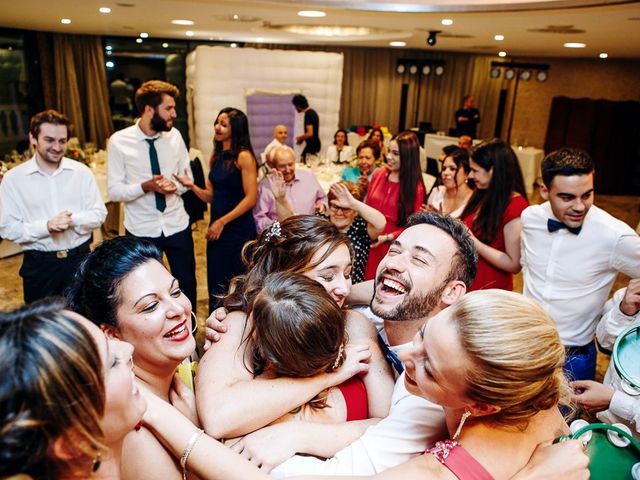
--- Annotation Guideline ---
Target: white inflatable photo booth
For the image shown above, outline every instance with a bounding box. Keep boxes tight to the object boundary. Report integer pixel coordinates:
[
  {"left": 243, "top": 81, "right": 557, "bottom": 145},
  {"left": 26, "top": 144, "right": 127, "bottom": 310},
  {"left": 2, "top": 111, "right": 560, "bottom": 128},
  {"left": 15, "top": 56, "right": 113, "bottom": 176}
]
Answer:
[{"left": 185, "top": 46, "right": 343, "bottom": 163}]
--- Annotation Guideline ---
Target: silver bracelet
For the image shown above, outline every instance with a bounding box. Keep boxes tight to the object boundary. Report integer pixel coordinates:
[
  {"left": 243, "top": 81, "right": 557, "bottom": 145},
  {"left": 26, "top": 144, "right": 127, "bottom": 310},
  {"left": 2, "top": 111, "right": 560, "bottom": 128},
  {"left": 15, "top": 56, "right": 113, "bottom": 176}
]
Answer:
[{"left": 181, "top": 428, "right": 204, "bottom": 480}]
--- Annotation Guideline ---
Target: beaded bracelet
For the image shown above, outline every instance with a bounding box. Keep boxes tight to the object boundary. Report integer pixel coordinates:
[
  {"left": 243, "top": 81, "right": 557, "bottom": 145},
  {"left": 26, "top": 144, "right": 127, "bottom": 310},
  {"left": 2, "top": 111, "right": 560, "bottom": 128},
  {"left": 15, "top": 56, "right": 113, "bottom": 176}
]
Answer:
[{"left": 181, "top": 428, "right": 204, "bottom": 480}]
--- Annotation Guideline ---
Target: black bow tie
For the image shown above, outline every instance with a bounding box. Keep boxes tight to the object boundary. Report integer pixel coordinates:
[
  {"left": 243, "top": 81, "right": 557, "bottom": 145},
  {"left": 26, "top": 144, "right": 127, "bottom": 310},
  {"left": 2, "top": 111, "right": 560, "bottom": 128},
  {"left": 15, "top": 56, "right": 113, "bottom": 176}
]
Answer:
[{"left": 547, "top": 218, "right": 582, "bottom": 235}]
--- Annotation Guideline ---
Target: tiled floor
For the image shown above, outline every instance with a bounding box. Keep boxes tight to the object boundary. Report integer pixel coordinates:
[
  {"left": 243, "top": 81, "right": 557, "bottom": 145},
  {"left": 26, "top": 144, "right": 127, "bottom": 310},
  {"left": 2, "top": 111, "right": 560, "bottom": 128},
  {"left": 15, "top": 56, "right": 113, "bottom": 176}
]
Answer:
[{"left": 2, "top": 189, "right": 639, "bottom": 378}]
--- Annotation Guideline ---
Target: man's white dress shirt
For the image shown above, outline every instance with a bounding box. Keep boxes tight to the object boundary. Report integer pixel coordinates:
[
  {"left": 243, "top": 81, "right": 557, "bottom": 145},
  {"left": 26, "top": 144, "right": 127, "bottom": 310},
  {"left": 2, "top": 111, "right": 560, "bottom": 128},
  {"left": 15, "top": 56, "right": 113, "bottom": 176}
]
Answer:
[
  {"left": 595, "top": 288, "right": 640, "bottom": 440},
  {"left": 521, "top": 202, "right": 640, "bottom": 346},
  {"left": 271, "top": 335, "right": 446, "bottom": 477},
  {"left": 107, "top": 122, "right": 190, "bottom": 238},
  {"left": 0, "top": 157, "right": 106, "bottom": 251}
]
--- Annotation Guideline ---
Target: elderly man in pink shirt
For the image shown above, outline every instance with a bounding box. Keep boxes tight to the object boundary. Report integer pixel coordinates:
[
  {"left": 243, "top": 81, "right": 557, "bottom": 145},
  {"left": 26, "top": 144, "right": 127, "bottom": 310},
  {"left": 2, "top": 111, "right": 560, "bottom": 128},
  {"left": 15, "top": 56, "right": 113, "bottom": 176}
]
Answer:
[{"left": 253, "top": 146, "right": 327, "bottom": 233}]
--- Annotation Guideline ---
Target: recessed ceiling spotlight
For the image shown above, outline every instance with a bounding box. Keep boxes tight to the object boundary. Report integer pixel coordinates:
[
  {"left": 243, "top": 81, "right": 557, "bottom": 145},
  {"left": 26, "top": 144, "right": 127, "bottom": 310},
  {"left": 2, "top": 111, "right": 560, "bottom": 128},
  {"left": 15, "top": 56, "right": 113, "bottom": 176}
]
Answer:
[
  {"left": 140, "top": 32, "right": 149, "bottom": 38},
  {"left": 230, "top": 43, "right": 238, "bottom": 48},
  {"left": 232, "top": 14, "right": 239, "bottom": 20},
  {"left": 171, "top": 19, "right": 194, "bottom": 26},
  {"left": 298, "top": 10, "right": 326, "bottom": 18},
  {"left": 162, "top": 42, "right": 169, "bottom": 48},
  {"left": 422, "top": 65, "right": 431, "bottom": 75},
  {"left": 599, "top": 52, "right": 608, "bottom": 59},
  {"left": 441, "top": 19, "right": 453, "bottom": 26},
  {"left": 494, "top": 34, "right": 504, "bottom": 41},
  {"left": 185, "top": 30, "right": 195, "bottom": 37},
  {"left": 409, "top": 65, "right": 418, "bottom": 75},
  {"left": 105, "top": 45, "right": 112, "bottom": 50},
  {"left": 105, "top": 61, "right": 115, "bottom": 68},
  {"left": 498, "top": 51, "right": 507, "bottom": 57},
  {"left": 99, "top": 7, "right": 111, "bottom": 14},
  {"left": 434, "top": 65, "right": 445, "bottom": 76},
  {"left": 396, "top": 64, "right": 406, "bottom": 74},
  {"left": 564, "top": 42, "right": 586, "bottom": 48},
  {"left": 135, "top": 38, "right": 143, "bottom": 43},
  {"left": 389, "top": 41, "right": 406, "bottom": 47},
  {"left": 106, "top": 50, "right": 112, "bottom": 56},
  {"left": 256, "top": 37, "right": 264, "bottom": 43},
  {"left": 61, "top": 18, "right": 71, "bottom": 24}
]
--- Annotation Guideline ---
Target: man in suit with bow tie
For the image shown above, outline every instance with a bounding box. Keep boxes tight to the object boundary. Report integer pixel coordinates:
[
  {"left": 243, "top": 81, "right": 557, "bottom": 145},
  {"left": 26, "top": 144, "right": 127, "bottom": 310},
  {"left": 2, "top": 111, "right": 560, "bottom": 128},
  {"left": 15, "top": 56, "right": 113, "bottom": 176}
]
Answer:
[{"left": 521, "top": 147, "right": 640, "bottom": 380}]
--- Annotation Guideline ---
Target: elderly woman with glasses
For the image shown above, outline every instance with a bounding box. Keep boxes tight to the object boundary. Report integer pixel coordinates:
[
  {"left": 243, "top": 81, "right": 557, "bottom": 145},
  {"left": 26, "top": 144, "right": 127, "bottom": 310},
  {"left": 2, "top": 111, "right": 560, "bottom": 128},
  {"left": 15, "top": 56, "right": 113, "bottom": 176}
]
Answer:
[{"left": 326, "top": 181, "right": 386, "bottom": 283}]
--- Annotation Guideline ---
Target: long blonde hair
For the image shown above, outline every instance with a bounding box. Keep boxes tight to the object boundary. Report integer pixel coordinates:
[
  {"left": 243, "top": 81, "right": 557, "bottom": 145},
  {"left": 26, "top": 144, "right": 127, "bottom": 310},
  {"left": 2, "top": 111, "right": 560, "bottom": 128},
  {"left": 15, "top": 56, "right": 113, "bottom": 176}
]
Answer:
[{"left": 450, "top": 290, "right": 570, "bottom": 429}]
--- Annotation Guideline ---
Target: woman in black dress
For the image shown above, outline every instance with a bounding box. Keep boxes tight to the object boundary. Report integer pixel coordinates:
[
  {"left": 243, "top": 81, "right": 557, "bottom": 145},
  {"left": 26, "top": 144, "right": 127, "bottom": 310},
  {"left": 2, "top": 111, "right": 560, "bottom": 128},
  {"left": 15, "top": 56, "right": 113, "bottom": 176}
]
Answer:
[{"left": 176, "top": 107, "right": 258, "bottom": 312}]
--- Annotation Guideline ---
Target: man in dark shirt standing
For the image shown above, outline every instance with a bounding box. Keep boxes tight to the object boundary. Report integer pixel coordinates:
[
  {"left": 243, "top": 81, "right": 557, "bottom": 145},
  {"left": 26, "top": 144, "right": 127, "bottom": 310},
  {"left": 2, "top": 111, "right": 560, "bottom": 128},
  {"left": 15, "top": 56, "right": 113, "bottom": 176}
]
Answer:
[
  {"left": 455, "top": 94, "right": 480, "bottom": 138},
  {"left": 292, "top": 94, "right": 320, "bottom": 162}
]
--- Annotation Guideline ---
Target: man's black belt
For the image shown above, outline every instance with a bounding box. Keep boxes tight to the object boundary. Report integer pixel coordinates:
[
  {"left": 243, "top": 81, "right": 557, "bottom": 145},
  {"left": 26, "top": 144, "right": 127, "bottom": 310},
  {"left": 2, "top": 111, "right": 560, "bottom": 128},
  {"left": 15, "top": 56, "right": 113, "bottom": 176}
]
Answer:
[{"left": 25, "top": 240, "right": 90, "bottom": 260}]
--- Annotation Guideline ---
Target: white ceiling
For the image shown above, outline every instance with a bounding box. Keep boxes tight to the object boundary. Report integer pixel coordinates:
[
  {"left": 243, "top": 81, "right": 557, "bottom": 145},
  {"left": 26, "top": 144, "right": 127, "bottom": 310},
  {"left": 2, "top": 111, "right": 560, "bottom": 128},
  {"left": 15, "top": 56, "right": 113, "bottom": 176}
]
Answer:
[{"left": 1, "top": 0, "right": 640, "bottom": 58}]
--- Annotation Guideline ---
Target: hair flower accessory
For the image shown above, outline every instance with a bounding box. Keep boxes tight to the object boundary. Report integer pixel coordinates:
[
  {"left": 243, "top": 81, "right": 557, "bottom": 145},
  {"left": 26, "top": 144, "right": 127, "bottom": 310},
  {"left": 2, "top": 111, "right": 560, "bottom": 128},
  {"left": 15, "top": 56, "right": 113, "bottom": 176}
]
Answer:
[{"left": 265, "top": 220, "right": 282, "bottom": 242}]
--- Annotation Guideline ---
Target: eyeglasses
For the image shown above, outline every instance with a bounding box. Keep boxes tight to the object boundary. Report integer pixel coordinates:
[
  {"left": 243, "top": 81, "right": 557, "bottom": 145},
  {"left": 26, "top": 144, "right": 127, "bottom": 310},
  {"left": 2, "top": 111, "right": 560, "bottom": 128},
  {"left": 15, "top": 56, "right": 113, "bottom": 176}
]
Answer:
[
  {"left": 377, "top": 333, "right": 404, "bottom": 375},
  {"left": 329, "top": 204, "right": 352, "bottom": 214}
]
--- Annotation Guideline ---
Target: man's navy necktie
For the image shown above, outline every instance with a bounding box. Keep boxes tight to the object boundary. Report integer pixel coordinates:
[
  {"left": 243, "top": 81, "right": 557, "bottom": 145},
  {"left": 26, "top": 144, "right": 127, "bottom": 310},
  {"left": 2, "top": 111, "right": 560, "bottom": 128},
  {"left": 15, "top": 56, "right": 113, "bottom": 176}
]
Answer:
[
  {"left": 377, "top": 333, "right": 404, "bottom": 375},
  {"left": 547, "top": 218, "right": 581, "bottom": 235},
  {"left": 145, "top": 138, "right": 166, "bottom": 212}
]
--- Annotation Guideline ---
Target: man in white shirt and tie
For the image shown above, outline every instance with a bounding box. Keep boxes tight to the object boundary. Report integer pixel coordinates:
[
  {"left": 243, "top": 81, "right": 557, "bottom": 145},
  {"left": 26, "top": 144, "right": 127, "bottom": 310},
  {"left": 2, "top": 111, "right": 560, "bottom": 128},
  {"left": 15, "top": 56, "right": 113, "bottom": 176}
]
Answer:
[
  {"left": 0, "top": 110, "right": 107, "bottom": 302},
  {"left": 107, "top": 80, "right": 197, "bottom": 308},
  {"left": 521, "top": 147, "right": 640, "bottom": 381}
]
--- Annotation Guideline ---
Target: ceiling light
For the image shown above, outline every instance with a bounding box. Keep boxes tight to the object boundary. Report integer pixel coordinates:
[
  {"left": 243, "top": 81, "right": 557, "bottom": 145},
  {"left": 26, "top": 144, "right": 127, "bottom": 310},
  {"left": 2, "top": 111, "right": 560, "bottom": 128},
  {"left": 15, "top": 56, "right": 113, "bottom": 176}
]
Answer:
[
  {"left": 564, "top": 42, "right": 586, "bottom": 48},
  {"left": 409, "top": 65, "right": 418, "bottom": 75},
  {"left": 256, "top": 37, "right": 264, "bottom": 43},
  {"left": 396, "top": 64, "right": 406, "bottom": 74},
  {"left": 99, "top": 7, "right": 111, "bottom": 14},
  {"left": 171, "top": 19, "right": 194, "bottom": 26},
  {"left": 490, "top": 67, "right": 501, "bottom": 79},
  {"left": 389, "top": 41, "right": 406, "bottom": 47},
  {"left": 536, "top": 71, "right": 548, "bottom": 82},
  {"left": 135, "top": 38, "right": 143, "bottom": 43},
  {"left": 599, "top": 52, "right": 608, "bottom": 59},
  {"left": 498, "top": 51, "right": 507, "bottom": 57},
  {"left": 106, "top": 50, "right": 112, "bottom": 56},
  {"left": 140, "top": 32, "right": 149, "bottom": 38},
  {"left": 504, "top": 68, "right": 516, "bottom": 80},
  {"left": 494, "top": 34, "right": 504, "bottom": 41},
  {"left": 422, "top": 65, "right": 431, "bottom": 75},
  {"left": 233, "top": 14, "right": 239, "bottom": 20},
  {"left": 105, "top": 45, "right": 112, "bottom": 50},
  {"left": 441, "top": 19, "right": 453, "bottom": 26},
  {"left": 162, "top": 42, "right": 169, "bottom": 48},
  {"left": 298, "top": 10, "right": 326, "bottom": 18},
  {"left": 105, "top": 61, "right": 115, "bottom": 68},
  {"left": 185, "top": 30, "right": 195, "bottom": 37},
  {"left": 434, "top": 65, "right": 445, "bottom": 76},
  {"left": 230, "top": 43, "right": 238, "bottom": 48},
  {"left": 61, "top": 18, "right": 71, "bottom": 24}
]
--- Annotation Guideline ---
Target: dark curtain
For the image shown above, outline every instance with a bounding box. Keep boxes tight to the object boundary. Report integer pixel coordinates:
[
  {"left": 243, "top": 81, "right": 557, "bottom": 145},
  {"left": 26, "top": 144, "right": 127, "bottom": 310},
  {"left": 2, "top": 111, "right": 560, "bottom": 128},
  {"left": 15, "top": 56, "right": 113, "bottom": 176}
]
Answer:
[
  {"left": 544, "top": 96, "right": 640, "bottom": 194},
  {"left": 36, "top": 32, "right": 113, "bottom": 148}
]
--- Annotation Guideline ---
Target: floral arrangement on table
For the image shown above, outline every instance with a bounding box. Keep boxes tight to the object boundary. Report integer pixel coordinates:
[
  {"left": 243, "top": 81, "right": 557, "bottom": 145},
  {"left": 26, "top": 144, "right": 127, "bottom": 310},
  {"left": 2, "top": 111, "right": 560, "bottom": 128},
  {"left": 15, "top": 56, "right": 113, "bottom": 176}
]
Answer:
[{"left": 66, "top": 137, "right": 87, "bottom": 164}]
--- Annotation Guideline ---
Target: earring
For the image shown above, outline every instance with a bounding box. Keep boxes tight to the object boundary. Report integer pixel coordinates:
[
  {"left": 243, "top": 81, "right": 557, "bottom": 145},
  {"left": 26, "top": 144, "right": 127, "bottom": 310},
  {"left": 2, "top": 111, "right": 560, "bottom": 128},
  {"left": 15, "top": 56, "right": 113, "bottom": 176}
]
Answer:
[
  {"left": 91, "top": 452, "right": 102, "bottom": 472},
  {"left": 453, "top": 410, "right": 471, "bottom": 441},
  {"left": 190, "top": 312, "right": 198, "bottom": 335}
]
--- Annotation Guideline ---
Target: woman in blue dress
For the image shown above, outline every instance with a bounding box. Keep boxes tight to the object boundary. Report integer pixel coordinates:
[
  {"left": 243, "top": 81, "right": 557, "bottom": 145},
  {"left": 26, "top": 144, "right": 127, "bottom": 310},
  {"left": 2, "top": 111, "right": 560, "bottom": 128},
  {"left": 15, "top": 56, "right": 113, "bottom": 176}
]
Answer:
[{"left": 176, "top": 107, "right": 257, "bottom": 312}]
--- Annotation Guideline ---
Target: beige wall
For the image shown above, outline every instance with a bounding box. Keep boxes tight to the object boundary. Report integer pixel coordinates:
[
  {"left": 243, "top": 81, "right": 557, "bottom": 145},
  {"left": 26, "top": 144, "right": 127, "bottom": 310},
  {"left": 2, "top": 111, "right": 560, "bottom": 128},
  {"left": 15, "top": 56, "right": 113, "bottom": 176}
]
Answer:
[{"left": 510, "top": 58, "right": 640, "bottom": 149}]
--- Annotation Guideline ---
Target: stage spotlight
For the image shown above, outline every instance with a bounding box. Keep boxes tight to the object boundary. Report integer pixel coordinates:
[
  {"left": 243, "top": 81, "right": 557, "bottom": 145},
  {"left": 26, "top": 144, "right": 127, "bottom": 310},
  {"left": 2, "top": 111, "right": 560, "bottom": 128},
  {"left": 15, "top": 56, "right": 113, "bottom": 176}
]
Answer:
[
  {"left": 536, "top": 71, "right": 548, "bottom": 82},
  {"left": 427, "top": 30, "right": 441, "bottom": 47}
]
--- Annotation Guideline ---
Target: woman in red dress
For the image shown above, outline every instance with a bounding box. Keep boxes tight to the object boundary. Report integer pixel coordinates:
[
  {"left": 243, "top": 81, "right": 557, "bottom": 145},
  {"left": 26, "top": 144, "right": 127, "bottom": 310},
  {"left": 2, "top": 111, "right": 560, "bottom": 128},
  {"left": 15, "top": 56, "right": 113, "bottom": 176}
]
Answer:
[
  {"left": 364, "top": 131, "right": 426, "bottom": 280},
  {"left": 460, "top": 139, "right": 528, "bottom": 291}
]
